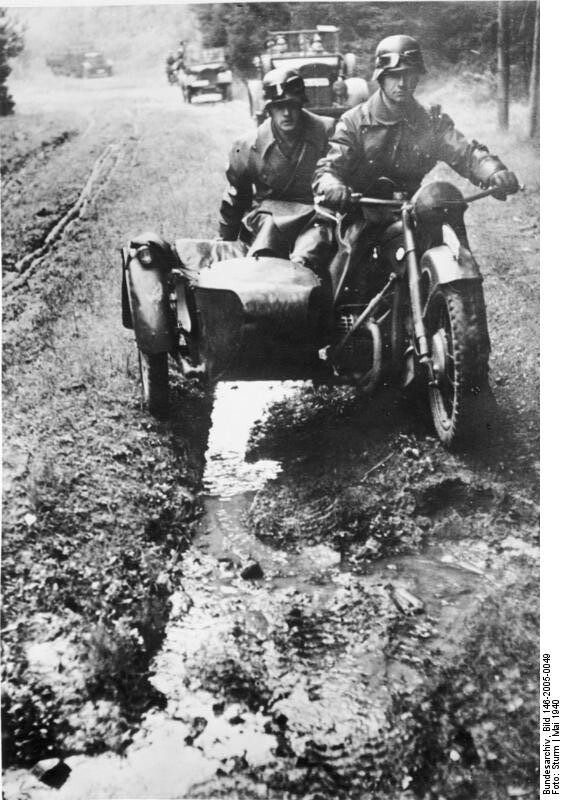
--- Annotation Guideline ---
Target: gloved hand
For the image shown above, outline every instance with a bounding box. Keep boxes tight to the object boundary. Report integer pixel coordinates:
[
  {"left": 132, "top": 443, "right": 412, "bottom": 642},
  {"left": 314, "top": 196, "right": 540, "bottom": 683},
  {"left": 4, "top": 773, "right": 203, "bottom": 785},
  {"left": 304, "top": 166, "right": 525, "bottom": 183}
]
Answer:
[
  {"left": 316, "top": 177, "right": 350, "bottom": 212},
  {"left": 488, "top": 169, "right": 519, "bottom": 200}
]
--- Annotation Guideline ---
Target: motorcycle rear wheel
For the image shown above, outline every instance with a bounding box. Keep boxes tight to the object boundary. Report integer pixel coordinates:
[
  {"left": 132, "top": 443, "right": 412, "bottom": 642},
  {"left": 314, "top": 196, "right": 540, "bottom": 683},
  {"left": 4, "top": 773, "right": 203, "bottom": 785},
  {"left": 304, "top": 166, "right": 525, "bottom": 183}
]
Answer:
[
  {"left": 138, "top": 349, "right": 169, "bottom": 417},
  {"left": 426, "top": 284, "right": 490, "bottom": 448}
]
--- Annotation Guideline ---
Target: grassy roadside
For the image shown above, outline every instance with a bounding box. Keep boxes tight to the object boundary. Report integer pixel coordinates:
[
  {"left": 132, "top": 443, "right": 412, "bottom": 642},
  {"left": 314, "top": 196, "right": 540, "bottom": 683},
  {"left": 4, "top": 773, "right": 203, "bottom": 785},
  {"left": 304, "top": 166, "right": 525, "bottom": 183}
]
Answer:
[{"left": 2, "top": 94, "right": 248, "bottom": 765}]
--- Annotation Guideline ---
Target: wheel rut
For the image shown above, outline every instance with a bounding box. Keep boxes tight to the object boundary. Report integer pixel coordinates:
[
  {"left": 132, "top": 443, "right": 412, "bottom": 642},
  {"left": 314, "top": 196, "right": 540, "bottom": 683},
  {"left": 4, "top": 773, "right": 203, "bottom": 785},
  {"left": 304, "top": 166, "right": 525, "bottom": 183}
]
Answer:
[
  {"left": 3, "top": 380, "right": 536, "bottom": 800},
  {"left": 4, "top": 140, "right": 126, "bottom": 294}
]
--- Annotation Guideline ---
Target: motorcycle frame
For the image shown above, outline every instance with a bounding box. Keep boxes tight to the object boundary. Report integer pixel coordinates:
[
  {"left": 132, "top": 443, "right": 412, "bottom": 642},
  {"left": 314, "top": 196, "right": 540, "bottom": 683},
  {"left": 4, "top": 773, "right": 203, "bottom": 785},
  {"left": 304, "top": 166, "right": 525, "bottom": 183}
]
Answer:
[{"left": 321, "top": 185, "right": 487, "bottom": 384}]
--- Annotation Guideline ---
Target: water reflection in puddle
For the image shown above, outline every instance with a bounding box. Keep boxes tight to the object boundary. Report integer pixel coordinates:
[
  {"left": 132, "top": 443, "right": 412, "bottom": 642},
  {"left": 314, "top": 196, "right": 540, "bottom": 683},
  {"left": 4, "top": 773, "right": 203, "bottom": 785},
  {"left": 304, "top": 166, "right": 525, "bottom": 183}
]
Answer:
[
  {"left": 3, "top": 381, "right": 504, "bottom": 800},
  {"left": 202, "top": 380, "right": 298, "bottom": 499}
]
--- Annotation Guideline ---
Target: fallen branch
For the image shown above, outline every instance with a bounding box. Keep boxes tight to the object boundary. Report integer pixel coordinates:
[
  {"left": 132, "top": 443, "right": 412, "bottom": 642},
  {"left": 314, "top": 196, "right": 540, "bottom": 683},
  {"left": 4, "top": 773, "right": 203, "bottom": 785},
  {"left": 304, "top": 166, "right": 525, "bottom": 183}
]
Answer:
[{"left": 360, "top": 452, "right": 392, "bottom": 482}]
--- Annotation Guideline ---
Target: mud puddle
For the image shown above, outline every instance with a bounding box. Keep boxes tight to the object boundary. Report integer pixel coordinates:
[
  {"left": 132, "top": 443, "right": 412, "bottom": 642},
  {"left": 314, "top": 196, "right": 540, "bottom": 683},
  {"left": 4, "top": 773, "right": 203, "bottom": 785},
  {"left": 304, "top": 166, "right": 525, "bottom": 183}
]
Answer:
[{"left": 4, "top": 382, "right": 496, "bottom": 800}]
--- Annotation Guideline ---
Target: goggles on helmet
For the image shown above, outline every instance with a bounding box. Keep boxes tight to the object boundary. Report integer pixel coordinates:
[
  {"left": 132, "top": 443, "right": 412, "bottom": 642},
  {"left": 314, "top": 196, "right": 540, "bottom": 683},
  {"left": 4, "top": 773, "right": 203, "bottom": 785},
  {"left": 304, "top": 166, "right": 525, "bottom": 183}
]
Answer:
[
  {"left": 264, "top": 74, "right": 305, "bottom": 101},
  {"left": 375, "top": 49, "right": 423, "bottom": 71}
]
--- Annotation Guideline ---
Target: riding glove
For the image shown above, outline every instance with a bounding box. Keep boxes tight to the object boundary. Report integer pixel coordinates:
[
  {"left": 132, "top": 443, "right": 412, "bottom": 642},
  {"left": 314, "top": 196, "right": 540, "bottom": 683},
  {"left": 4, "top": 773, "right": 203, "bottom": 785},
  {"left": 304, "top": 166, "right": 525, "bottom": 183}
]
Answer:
[
  {"left": 488, "top": 169, "right": 519, "bottom": 200},
  {"left": 315, "top": 176, "right": 350, "bottom": 212}
]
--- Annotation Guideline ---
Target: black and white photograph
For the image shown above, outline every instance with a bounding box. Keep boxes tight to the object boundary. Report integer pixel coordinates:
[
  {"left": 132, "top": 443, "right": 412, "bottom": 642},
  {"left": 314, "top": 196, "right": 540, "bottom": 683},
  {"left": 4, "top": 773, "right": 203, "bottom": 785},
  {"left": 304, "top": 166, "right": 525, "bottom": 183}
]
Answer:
[{"left": 1, "top": 1, "right": 543, "bottom": 798}]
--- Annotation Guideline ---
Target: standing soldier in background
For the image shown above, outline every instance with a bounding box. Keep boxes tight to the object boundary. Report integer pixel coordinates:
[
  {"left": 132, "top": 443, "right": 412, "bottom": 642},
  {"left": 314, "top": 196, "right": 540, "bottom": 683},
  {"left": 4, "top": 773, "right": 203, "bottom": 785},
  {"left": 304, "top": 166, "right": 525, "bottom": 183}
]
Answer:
[{"left": 219, "top": 68, "right": 335, "bottom": 273}]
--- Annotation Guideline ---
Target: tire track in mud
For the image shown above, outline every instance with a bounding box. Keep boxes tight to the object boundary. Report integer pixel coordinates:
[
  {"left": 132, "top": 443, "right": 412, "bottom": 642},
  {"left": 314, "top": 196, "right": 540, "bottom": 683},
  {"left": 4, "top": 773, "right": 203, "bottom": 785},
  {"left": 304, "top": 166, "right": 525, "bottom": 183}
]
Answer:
[
  {"left": 5, "top": 381, "right": 536, "bottom": 800},
  {"left": 3, "top": 134, "right": 131, "bottom": 294},
  {"left": 1, "top": 130, "right": 79, "bottom": 189}
]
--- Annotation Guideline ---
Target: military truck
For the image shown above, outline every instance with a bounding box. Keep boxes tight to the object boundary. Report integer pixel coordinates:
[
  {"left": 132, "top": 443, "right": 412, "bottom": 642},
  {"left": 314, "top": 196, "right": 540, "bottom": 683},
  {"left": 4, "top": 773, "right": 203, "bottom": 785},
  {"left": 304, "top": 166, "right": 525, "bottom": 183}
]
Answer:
[
  {"left": 247, "top": 25, "right": 369, "bottom": 124},
  {"left": 178, "top": 46, "right": 233, "bottom": 103},
  {"left": 46, "top": 48, "right": 113, "bottom": 78}
]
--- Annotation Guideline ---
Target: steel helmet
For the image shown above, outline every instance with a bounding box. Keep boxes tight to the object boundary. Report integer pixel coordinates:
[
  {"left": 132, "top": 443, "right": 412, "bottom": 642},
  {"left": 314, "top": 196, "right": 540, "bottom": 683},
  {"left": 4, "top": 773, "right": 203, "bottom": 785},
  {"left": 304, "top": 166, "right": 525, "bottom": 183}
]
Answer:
[
  {"left": 373, "top": 35, "right": 426, "bottom": 81},
  {"left": 262, "top": 68, "right": 307, "bottom": 107}
]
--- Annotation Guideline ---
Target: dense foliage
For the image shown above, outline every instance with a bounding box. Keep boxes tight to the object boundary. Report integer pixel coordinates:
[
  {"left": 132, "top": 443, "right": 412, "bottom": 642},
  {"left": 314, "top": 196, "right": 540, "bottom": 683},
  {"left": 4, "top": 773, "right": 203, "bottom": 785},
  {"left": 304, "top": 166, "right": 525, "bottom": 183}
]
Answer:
[
  {"left": 0, "top": 7, "right": 24, "bottom": 115},
  {"left": 196, "top": 1, "right": 537, "bottom": 95}
]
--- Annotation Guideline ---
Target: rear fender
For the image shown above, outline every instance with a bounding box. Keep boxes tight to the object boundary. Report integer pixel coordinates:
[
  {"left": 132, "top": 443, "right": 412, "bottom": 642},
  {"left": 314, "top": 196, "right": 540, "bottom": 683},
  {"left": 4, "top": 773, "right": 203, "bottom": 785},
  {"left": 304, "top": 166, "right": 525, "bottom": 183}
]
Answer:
[
  {"left": 123, "top": 233, "right": 175, "bottom": 353},
  {"left": 421, "top": 243, "right": 482, "bottom": 303}
]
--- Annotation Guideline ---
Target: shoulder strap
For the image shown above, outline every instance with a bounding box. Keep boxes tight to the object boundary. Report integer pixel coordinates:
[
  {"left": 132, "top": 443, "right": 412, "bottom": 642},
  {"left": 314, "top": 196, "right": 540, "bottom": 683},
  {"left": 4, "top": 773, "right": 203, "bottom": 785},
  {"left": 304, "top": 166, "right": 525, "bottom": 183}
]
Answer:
[{"left": 277, "top": 139, "right": 309, "bottom": 197}]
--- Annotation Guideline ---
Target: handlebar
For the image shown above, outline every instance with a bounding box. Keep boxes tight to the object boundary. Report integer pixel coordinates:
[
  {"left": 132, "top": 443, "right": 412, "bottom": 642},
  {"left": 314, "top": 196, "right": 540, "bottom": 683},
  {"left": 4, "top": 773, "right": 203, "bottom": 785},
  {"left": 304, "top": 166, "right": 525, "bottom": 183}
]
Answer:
[{"left": 315, "top": 183, "right": 524, "bottom": 216}]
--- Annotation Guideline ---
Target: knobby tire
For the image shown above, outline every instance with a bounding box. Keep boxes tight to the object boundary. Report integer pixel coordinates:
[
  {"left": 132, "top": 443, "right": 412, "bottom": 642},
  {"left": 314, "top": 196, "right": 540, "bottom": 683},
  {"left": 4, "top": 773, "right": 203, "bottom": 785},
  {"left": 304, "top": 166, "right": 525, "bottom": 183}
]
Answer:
[
  {"left": 138, "top": 349, "right": 169, "bottom": 418},
  {"left": 427, "top": 283, "right": 492, "bottom": 449}
]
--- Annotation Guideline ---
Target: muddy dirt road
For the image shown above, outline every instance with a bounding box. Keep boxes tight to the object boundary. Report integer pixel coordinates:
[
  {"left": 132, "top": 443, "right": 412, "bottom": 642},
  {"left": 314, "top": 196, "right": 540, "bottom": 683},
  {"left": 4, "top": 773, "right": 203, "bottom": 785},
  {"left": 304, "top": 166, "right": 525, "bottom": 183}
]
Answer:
[{"left": 2, "top": 72, "right": 539, "bottom": 799}]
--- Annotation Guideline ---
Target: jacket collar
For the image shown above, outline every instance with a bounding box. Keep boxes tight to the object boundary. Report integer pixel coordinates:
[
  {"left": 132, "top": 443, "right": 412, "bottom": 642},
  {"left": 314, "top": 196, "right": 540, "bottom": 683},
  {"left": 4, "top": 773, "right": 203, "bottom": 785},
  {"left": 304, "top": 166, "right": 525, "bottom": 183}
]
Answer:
[
  {"left": 253, "top": 109, "right": 321, "bottom": 156},
  {"left": 364, "top": 89, "right": 425, "bottom": 127}
]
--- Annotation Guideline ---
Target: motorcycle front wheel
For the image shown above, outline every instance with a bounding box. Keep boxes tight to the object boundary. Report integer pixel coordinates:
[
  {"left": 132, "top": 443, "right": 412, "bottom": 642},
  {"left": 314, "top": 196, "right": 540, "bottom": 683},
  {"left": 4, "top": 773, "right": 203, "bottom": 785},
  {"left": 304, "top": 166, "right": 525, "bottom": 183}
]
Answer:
[
  {"left": 426, "top": 284, "right": 491, "bottom": 448},
  {"left": 138, "top": 349, "right": 169, "bottom": 417}
]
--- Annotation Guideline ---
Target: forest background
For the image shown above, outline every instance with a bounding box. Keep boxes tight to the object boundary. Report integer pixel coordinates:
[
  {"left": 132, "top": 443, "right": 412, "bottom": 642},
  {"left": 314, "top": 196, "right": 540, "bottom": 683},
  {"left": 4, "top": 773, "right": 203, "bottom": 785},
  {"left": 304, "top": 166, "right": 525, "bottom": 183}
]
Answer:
[{"left": 5, "top": 1, "right": 538, "bottom": 106}]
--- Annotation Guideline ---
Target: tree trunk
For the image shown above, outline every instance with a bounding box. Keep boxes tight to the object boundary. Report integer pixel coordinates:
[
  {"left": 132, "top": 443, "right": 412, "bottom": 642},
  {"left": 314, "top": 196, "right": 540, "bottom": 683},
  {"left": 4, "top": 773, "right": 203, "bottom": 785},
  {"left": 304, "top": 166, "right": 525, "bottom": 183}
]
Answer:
[
  {"left": 497, "top": 0, "right": 510, "bottom": 130},
  {"left": 528, "top": 1, "right": 540, "bottom": 139}
]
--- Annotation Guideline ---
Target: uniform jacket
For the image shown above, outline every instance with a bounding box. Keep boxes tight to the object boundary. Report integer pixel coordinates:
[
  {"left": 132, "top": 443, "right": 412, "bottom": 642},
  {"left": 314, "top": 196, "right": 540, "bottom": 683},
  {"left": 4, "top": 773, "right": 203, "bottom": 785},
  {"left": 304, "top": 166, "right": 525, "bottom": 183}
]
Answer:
[
  {"left": 219, "top": 109, "right": 335, "bottom": 240},
  {"left": 313, "top": 89, "right": 506, "bottom": 197}
]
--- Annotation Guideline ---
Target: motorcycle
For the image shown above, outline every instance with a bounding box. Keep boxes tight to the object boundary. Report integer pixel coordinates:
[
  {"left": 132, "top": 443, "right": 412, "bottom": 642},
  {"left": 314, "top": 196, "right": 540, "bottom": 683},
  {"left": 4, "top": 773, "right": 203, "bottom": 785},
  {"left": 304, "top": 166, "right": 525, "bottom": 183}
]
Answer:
[
  {"left": 166, "top": 63, "right": 178, "bottom": 85},
  {"left": 120, "top": 180, "right": 513, "bottom": 448}
]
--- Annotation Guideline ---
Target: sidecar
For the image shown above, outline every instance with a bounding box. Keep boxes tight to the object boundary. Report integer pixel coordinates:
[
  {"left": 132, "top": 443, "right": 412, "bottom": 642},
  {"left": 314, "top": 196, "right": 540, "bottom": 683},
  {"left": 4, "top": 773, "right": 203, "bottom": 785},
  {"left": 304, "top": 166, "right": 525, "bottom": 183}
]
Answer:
[{"left": 121, "top": 236, "right": 333, "bottom": 414}]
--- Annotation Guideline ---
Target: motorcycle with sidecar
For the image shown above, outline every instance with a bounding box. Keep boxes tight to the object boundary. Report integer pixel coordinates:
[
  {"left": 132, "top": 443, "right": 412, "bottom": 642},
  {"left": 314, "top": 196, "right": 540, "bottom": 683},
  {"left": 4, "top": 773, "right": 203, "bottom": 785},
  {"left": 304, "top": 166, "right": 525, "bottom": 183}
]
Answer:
[{"left": 120, "top": 180, "right": 509, "bottom": 448}]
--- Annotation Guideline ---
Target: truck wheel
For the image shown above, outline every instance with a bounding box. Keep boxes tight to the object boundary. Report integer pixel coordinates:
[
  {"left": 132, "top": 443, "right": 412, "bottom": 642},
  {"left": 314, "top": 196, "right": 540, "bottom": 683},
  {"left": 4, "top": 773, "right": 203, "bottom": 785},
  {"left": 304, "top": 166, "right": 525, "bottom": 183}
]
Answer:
[{"left": 138, "top": 349, "right": 169, "bottom": 417}]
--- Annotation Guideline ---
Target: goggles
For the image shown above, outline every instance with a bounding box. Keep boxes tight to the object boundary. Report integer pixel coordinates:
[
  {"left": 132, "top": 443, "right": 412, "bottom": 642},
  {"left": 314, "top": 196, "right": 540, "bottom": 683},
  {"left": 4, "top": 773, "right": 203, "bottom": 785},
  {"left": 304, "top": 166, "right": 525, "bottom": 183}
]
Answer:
[
  {"left": 375, "top": 49, "right": 423, "bottom": 71},
  {"left": 264, "top": 74, "right": 305, "bottom": 99}
]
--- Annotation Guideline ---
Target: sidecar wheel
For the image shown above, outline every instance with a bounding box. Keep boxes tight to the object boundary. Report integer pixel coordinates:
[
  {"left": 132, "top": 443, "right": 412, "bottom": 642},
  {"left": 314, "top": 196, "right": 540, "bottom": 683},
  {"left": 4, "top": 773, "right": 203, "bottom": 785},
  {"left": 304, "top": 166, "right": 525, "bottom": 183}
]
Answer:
[
  {"left": 426, "top": 285, "right": 490, "bottom": 448},
  {"left": 138, "top": 349, "right": 169, "bottom": 417}
]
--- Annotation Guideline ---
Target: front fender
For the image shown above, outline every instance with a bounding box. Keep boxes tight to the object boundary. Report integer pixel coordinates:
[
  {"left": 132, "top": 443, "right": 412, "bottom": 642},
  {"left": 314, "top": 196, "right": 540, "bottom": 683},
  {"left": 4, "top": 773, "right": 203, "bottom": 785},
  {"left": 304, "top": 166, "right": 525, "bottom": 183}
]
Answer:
[
  {"left": 421, "top": 244, "right": 482, "bottom": 297},
  {"left": 122, "top": 235, "right": 175, "bottom": 353}
]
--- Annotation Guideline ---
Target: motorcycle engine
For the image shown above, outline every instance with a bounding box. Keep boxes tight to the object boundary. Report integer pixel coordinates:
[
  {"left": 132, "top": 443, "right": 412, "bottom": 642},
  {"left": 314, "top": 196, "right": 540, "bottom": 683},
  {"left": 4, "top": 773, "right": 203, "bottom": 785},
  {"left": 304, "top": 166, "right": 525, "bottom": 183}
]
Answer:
[{"left": 334, "top": 311, "right": 382, "bottom": 391}]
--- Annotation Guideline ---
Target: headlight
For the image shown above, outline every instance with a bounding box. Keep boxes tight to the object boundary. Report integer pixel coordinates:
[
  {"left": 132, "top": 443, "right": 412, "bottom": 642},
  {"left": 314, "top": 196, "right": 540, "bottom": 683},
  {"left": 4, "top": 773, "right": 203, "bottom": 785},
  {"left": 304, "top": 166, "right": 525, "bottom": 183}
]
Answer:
[
  {"left": 413, "top": 181, "right": 466, "bottom": 227},
  {"left": 332, "top": 78, "right": 348, "bottom": 102},
  {"left": 136, "top": 245, "right": 153, "bottom": 266}
]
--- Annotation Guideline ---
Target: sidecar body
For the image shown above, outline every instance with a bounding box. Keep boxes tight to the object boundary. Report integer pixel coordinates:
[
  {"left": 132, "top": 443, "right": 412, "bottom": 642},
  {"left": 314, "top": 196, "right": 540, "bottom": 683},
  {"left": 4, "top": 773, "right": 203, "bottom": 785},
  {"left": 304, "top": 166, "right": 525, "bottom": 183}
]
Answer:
[
  {"left": 121, "top": 236, "right": 333, "bottom": 395},
  {"left": 193, "top": 255, "right": 332, "bottom": 381}
]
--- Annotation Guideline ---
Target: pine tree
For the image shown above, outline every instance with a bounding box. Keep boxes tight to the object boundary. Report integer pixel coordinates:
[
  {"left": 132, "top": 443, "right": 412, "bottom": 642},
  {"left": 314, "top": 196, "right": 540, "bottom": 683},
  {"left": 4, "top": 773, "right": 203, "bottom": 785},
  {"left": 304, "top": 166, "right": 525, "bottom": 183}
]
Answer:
[{"left": 0, "top": 8, "right": 25, "bottom": 116}]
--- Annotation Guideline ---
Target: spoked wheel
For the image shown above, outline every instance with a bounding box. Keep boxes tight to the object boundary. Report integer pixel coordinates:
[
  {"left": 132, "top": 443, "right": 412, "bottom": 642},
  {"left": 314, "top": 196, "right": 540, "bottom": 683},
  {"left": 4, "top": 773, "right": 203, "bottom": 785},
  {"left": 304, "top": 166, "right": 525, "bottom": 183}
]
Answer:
[
  {"left": 426, "top": 284, "right": 491, "bottom": 448},
  {"left": 138, "top": 349, "right": 169, "bottom": 417}
]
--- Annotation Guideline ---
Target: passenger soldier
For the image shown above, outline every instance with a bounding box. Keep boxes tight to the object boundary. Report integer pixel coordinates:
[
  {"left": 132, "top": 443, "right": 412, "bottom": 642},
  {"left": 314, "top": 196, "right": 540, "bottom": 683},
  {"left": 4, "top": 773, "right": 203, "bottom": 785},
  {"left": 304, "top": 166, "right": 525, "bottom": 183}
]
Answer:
[
  {"left": 218, "top": 68, "right": 335, "bottom": 271},
  {"left": 310, "top": 33, "right": 324, "bottom": 54},
  {"left": 312, "top": 35, "right": 519, "bottom": 250}
]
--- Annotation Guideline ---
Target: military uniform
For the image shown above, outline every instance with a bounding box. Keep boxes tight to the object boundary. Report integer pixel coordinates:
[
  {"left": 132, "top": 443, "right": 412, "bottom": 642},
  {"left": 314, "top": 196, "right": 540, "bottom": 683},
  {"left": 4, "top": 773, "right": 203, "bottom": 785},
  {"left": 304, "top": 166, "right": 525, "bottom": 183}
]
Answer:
[
  {"left": 219, "top": 109, "right": 335, "bottom": 263},
  {"left": 313, "top": 88, "right": 507, "bottom": 197}
]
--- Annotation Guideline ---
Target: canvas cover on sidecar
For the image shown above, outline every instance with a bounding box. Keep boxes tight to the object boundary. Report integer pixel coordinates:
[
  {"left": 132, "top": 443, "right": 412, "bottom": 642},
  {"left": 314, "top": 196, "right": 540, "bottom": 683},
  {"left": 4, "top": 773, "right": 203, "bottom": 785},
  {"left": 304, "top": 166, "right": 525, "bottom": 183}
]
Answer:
[{"left": 174, "top": 238, "right": 332, "bottom": 380}]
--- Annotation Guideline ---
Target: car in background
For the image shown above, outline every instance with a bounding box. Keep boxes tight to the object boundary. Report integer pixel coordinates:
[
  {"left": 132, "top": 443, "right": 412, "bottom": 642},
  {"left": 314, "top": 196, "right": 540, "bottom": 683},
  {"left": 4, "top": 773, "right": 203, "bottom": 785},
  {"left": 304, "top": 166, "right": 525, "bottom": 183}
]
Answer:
[
  {"left": 247, "top": 25, "right": 369, "bottom": 124},
  {"left": 46, "top": 48, "right": 113, "bottom": 78},
  {"left": 179, "top": 47, "right": 233, "bottom": 103}
]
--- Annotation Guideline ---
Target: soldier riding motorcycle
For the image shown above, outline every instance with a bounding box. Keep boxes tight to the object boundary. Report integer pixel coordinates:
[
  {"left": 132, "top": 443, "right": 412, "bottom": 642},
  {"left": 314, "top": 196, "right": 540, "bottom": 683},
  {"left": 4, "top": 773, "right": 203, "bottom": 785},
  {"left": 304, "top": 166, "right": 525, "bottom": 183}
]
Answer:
[
  {"left": 120, "top": 37, "right": 520, "bottom": 448},
  {"left": 166, "top": 53, "right": 178, "bottom": 85}
]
